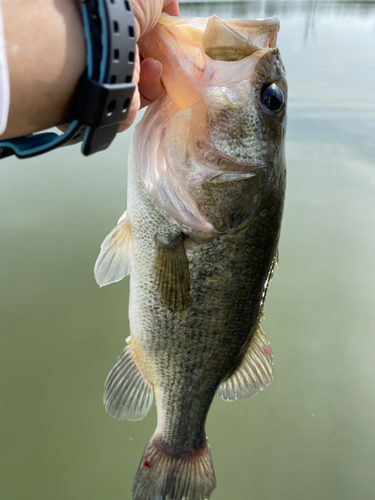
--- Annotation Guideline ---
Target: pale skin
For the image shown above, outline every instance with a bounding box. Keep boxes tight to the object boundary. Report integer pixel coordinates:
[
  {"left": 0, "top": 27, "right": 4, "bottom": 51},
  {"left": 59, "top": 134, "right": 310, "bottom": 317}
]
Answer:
[{"left": 0, "top": 0, "right": 180, "bottom": 141}]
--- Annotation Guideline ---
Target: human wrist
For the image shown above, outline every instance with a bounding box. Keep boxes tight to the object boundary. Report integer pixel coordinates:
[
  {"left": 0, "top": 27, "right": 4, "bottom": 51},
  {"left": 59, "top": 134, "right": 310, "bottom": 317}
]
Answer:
[
  {"left": 0, "top": 0, "right": 86, "bottom": 140},
  {"left": 0, "top": 0, "right": 137, "bottom": 157}
]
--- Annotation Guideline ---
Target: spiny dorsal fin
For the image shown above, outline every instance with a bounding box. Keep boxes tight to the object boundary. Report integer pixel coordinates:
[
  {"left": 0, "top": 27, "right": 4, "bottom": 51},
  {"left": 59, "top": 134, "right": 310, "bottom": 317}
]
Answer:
[
  {"left": 153, "top": 232, "right": 190, "bottom": 313},
  {"left": 94, "top": 211, "right": 132, "bottom": 287},
  {"left": 216, "top": 321, "right": 273, "bottom": 401},
  {"left": 260, "top": 252, "right": 278, "bottom": 318},
  {"left": 203, "top": 15, "right": 260, "bottom": 61},
  {"left": 104, "top": 344, "right": 154, "bottom": 421}
]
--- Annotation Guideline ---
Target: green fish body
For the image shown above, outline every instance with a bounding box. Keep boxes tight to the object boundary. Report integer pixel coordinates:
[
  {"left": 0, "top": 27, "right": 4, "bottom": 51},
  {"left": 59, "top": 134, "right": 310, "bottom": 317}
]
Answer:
[{"left": 95, "top": 14, "right": 287, "bottom": 500}]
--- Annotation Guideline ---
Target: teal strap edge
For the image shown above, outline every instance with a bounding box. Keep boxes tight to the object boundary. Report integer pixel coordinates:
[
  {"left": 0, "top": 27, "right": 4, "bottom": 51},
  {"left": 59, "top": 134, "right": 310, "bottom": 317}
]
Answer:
[{"left": 0, "top": 2, "right": 94, "bottom": 159}]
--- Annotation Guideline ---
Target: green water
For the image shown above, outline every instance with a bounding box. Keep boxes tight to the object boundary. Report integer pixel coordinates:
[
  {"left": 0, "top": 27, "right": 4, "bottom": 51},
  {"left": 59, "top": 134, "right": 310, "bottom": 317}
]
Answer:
[{"left": 1, "top": 1, "right": 375, "bottom": 499}]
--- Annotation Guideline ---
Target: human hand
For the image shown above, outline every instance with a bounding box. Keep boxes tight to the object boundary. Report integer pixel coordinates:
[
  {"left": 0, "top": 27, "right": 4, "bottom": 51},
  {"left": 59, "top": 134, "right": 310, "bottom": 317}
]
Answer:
[
  {"left": 117, "top": 0, "right": 180, "bottom": 133},
  {"left": 0, "top": 0, "right": 179, "bottom": 145}
]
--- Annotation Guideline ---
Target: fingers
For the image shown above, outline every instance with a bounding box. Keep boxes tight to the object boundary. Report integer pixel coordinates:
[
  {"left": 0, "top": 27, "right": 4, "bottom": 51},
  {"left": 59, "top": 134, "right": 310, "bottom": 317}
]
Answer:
[
  {"left": 163, "top": 0, "right": 180, "bottom": 17},
  {"left": 117, "top": 1, "right": 179, "bottom": 134},
  {"left": 139, "top": 58, "right": 164, "bottom": 108},
  {"left": 137, "top": 1, "right": 179, "bottom": 109}
]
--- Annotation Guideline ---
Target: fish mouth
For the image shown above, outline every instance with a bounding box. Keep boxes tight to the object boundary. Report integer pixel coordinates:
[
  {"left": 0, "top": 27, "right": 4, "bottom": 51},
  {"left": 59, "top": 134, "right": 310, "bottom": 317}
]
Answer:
[
  {"left": 138, "top": 14, "right": 280, "bottom": 111},
  {"left": 153, "top": 14, "right": 280, "bottom": 52},
  {"left": 135, "top": 14, "right": 284, "bottom": 234}
]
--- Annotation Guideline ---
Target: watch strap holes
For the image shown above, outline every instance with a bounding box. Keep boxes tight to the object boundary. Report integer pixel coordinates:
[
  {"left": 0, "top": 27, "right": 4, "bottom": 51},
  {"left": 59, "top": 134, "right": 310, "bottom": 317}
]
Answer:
[
  {"left": 124, "top": 1, "right": 131, "bottom": 11},
  {"left": 122, "top": 98, "right": 130, "bottom": 112},
  {"left": 125, "top": 75, "right": 132, "bottom": 83},
  {"left": 107, "top": 100, "right": 117, "bottom": 116},
  {"left": 113, "top": 49, "right": 120, "bottom": 61},
  {"left": 110, "top": 75, "right": 117, "bottom": 84},
  {"left": 128, "top": 26, "right": 134, "bottom": 38},
  {"left": 128, "top": 51, "right": 134, "bottom": 63},
  {"left": 113, "top": 20, "right": 119, "bottom": 33}
]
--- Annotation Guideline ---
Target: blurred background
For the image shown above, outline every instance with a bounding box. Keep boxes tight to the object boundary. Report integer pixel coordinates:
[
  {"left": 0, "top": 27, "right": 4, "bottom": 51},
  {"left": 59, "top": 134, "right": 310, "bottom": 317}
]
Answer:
[{"left": 1, "top": 1, "right": 375, "bottom": 499}]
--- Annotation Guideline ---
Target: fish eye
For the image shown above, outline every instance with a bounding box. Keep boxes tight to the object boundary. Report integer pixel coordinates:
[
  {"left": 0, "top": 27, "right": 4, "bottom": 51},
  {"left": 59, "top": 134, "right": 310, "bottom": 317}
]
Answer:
[{"left": 260, "top": 83, "right": 284, "bottom": 112}]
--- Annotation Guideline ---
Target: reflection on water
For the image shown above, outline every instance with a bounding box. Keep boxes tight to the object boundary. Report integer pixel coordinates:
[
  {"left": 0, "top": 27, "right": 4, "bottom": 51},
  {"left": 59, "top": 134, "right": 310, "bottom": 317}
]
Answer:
[
  {"left": 181, "top": 0, "right": 375, "bottom": 22},
  {"left": 1, "top": 2, "right": 375, "bottom": 500}
]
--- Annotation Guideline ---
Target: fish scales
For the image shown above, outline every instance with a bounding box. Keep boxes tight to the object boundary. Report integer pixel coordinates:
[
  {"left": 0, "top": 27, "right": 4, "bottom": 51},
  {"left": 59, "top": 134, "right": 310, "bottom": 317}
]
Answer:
[
  {"left": 129, "top": 173, "right": 284, "bottom": 452},
  {"left": 95, "top": 13, "right": 287, "bottom": 500}
]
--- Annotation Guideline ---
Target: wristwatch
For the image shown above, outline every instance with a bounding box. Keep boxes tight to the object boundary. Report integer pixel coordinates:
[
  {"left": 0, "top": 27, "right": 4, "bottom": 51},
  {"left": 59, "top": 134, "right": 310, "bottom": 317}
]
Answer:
[{"left": 0, "top": 0, "right": 136, "bottom": 159}]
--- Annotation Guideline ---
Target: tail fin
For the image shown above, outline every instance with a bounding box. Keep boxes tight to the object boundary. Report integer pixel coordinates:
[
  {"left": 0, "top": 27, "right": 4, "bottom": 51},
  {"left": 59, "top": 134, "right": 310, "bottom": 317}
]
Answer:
[{"left": 132, "top": 434, "right": 216, "bottom": 500}]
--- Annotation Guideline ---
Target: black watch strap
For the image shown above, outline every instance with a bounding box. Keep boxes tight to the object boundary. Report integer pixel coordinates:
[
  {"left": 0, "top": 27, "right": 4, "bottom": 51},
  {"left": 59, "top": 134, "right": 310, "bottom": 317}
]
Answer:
[{"left": 0, "top": 0, "right": 136, "bottom": 159}]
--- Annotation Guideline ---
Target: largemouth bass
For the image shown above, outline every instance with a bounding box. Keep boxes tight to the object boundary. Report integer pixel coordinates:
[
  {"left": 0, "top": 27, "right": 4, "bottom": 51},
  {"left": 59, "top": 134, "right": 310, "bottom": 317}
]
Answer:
[{"left": 95, "top": 13, "right": 287, "bottom": 500}]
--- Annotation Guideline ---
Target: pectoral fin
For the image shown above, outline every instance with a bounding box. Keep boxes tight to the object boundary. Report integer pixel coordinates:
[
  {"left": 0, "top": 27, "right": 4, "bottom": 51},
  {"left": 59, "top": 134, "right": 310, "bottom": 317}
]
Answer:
[
  {"left": 94, "top": 211, "right": 132, "bottom": 287},
  {"left": 153, "top": 233, "right": 190, "bottom": 313},
  {"left": 216, "top": 321, "right": 273, "bottom": 401}
]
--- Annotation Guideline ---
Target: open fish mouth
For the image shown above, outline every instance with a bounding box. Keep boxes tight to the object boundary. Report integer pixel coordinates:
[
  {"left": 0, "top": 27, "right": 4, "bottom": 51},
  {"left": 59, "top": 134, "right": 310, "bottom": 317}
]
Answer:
[
  {"left": 135, "top": 15, "right": 286, "bottom": 233},
  {"left": 139, "top": 14, "right": 281, "bottom": 111}
]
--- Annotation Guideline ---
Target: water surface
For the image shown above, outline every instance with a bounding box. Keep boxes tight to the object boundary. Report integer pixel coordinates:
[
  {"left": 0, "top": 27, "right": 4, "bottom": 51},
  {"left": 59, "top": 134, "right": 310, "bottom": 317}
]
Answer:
[{"left": 1, "top": 1, "right": 374, "bottom": 499}]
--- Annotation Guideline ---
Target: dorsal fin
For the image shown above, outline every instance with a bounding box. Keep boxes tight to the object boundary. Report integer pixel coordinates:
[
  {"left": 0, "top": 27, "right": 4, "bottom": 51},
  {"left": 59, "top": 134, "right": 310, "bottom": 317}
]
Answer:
[{"left": 216, "top": 321, "right": 273, "bottom": 401}]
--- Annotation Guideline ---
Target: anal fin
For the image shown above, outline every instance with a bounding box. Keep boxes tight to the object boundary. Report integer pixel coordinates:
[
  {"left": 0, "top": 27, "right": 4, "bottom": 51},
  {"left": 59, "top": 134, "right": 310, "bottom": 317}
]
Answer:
[
  {"left": 153, "top": 232, "right": 190, "bottom": 313},
  {"left": 216, "top": 321, "right": 273, "bottom": 401},
  {"left": 104, "top": 345, "right": 154, "bottom": 421}
]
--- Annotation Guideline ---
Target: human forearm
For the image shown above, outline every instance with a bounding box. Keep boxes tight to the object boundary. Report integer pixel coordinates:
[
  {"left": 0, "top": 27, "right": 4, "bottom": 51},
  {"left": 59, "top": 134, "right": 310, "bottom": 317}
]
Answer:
[
  {"left": 0, "top": 0, "right": 85, "bottom": 140},
  {"left": 0, "top": 0, "right": 180, "bottom": 143}
]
